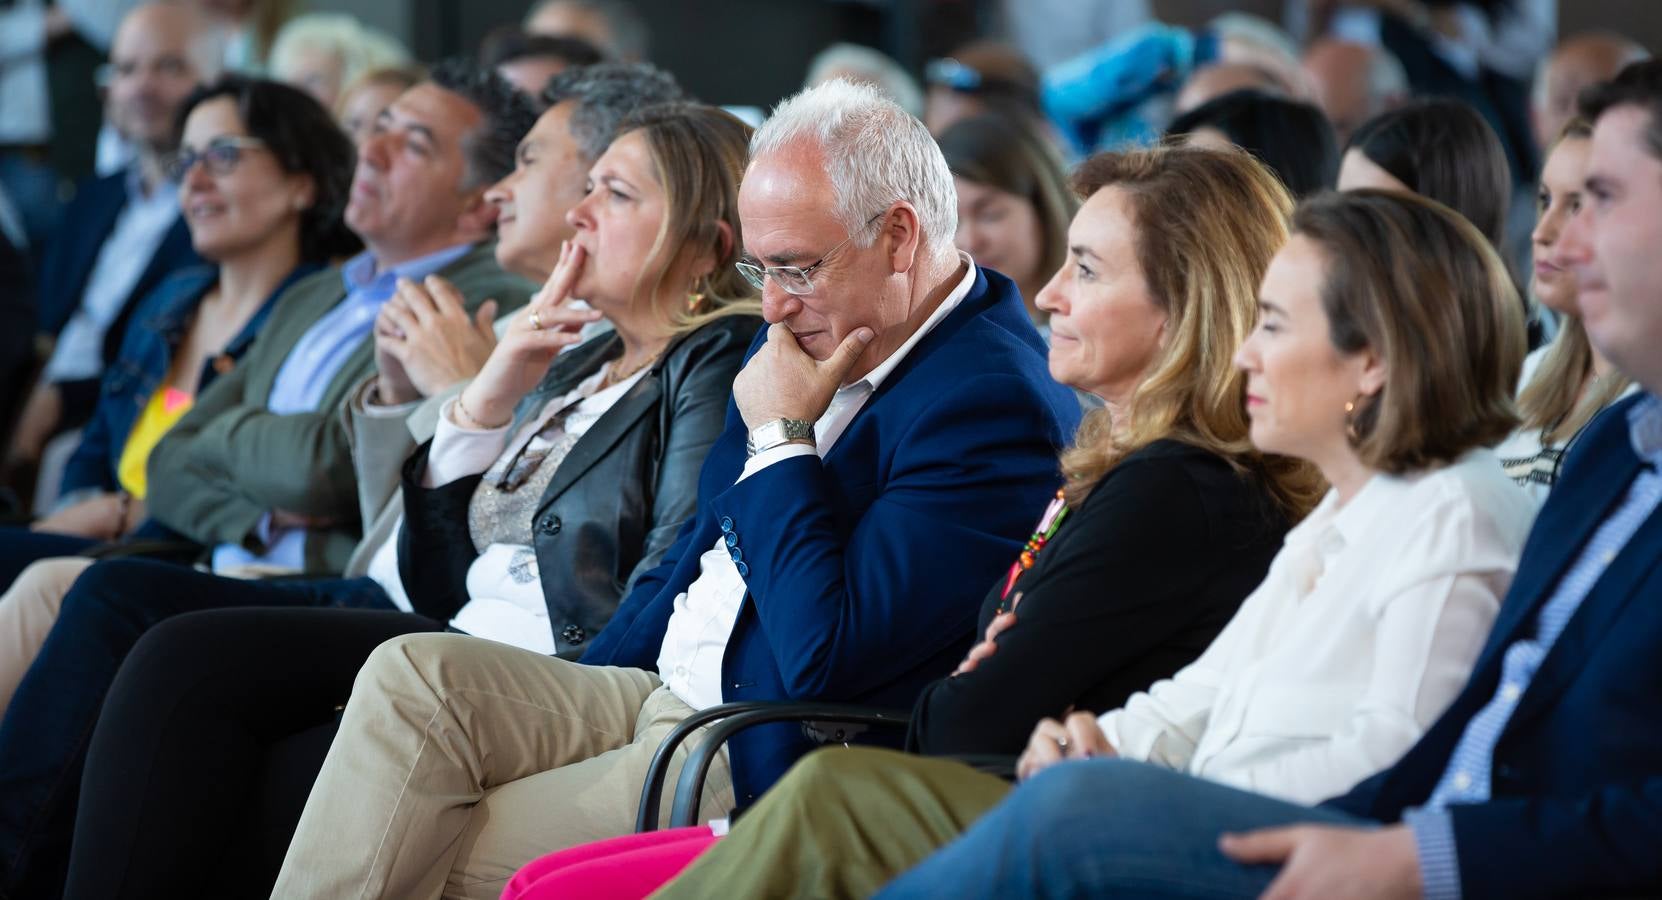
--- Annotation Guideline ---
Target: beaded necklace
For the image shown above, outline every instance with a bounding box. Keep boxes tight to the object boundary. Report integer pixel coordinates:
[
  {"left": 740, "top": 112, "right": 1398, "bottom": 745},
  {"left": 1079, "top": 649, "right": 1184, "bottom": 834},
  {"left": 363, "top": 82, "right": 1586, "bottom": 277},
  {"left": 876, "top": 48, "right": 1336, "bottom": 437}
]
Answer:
[{"left": 997, "top": 487, "right": 1069, "bottom": 611}]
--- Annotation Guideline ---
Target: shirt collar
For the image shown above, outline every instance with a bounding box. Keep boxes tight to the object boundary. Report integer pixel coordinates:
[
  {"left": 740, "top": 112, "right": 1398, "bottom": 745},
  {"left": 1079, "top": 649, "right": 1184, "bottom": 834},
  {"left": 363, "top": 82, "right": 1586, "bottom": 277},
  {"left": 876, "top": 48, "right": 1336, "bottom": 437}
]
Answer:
[
  {"left": 341, "top": 242, "right": 475, "bottom": 292},
  {"left": 1628, "top": 393, "right": 1662, "bottom": 466},
  {"left": 847, "top": 251, "right": 978, "bottom": 394}
]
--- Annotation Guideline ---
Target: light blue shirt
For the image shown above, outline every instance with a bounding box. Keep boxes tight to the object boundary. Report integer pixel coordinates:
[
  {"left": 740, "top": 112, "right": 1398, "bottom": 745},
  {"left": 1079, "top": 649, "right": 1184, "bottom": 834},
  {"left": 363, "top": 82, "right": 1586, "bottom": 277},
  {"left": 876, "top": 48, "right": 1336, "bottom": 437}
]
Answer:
[
  {"left": 210, "top": 242, "right": 475, "bottom": 573},
  {"left": 1406, "top": 395, "right": 1662, "bottom": 900}
]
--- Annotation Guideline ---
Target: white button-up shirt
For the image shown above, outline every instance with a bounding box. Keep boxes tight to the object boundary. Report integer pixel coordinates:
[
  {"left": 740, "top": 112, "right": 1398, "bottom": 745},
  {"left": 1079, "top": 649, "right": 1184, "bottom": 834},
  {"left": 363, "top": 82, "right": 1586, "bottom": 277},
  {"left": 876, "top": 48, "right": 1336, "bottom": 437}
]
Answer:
[
  {"left": 1098, "top": 449, "right": 1538, "bottom": 804},
  {"left": 656, "top": 254, "right": 979, "bottom": 711}
]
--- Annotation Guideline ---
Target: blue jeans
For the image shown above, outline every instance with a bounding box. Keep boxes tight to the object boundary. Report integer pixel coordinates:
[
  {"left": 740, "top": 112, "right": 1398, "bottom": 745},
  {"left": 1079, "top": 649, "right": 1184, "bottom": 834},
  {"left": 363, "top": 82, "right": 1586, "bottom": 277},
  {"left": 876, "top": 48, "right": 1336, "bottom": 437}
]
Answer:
[
  {"left": 0, "top": 558, "right": 394, "bottom": 896},
  {"left": 877, "top": 758, "right": 1372, "bottom": 899}
]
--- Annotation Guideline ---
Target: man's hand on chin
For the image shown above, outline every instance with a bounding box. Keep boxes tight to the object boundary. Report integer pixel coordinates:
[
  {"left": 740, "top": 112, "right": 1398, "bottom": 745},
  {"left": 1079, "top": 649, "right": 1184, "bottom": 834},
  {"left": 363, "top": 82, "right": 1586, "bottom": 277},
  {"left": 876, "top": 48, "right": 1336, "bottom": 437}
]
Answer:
[
  {"left": 1220, "top": 823, "right": 1424, "bottom": 900},
  {"left": 734, "top": 324, "right": 875, "bottom": 429}
]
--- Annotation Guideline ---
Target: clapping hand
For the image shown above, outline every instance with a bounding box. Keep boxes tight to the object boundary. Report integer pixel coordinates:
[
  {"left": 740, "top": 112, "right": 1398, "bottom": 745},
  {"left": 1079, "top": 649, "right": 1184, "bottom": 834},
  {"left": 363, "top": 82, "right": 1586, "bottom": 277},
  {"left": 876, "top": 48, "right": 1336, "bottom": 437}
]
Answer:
[
  {"left": 372, "top": 275, "right": 500, "bottom": 406},
  {"left": 732, "top": 323, "right": 875, "bottom": 430},
  {"left": 454, "top": 241, "right": 601, "bottom": 429}
]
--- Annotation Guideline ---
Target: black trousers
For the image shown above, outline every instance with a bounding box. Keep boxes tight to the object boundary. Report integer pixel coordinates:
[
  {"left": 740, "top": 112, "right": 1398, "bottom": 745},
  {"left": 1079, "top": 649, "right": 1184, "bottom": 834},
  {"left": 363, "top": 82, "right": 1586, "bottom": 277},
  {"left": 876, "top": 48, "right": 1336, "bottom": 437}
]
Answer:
[{"left": 63, "top": 607, "right": 442, "bottom": 900}]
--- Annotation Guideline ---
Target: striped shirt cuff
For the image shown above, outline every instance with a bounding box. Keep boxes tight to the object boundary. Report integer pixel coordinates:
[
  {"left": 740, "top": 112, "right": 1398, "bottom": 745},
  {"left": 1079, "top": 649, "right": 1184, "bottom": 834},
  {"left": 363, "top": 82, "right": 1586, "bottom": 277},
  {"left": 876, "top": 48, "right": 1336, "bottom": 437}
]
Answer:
[{"left": 1404, "top": 806, "right": 1462, "bottom": 900}]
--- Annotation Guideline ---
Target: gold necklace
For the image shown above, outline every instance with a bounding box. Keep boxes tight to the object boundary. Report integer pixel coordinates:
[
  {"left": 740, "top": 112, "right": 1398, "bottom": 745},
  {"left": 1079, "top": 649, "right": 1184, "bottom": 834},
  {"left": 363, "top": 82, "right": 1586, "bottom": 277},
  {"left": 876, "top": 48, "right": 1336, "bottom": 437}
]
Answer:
[{"left": 606, "top": 349, "right": 662, "bottom": 386}]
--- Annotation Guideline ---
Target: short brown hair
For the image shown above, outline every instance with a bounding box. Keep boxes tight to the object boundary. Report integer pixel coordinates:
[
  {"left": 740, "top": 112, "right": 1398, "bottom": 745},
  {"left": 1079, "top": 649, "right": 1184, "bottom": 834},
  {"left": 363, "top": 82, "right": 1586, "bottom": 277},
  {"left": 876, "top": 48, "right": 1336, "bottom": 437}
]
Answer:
[
  {"left": 1292, "top": 190, "right": 1525, "bottom": 473},
  {"left": 1060, "top": 144, "right": 1323, "bottom": 516},
  {"left": 1577, "top": 57, "right": 1662, "bottom": 161}
]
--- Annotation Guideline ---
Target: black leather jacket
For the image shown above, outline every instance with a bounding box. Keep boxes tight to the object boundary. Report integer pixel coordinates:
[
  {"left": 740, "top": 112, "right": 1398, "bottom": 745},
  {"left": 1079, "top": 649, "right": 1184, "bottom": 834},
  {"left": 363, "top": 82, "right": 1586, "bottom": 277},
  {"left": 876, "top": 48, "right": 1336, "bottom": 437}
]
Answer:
[{"left": 396, "top": 313, "right": 763, "bottom": 655}]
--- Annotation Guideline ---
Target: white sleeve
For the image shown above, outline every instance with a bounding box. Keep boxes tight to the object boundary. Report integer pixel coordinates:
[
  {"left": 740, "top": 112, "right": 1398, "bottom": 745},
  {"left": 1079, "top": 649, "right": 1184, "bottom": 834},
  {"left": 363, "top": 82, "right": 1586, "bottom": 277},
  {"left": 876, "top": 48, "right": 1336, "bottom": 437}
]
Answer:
[
  {"left": 423, "top": 398, "right": 512, "bottom": 488},
  {"left": 737, "top": 442, "right": 818, "bottom": 482}
]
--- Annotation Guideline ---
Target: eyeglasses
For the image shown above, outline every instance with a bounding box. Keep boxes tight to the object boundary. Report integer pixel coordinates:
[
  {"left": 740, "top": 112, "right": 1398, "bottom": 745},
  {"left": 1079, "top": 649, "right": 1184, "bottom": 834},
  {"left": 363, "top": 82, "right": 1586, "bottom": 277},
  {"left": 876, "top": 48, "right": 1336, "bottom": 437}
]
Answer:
[
  {"left": 735, "top": 211, "right": 886, "bottom": 296},
  {"left": 166, "top": 136, "right": 269, "bottom": 182}
]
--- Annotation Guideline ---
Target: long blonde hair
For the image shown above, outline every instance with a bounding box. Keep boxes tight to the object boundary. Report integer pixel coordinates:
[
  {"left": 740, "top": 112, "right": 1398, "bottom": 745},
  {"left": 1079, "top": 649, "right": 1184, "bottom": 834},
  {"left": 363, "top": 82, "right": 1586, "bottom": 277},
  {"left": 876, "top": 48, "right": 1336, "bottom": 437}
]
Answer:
[
  {"left": 1517, "top": 119, "right": 1633, "bottom": 444},
  {"left": 618, "top": 102, "right": 763, "bottom": 332},
  {"left": 1058, "top": 145, "right": 1323, "bottom": 517}
]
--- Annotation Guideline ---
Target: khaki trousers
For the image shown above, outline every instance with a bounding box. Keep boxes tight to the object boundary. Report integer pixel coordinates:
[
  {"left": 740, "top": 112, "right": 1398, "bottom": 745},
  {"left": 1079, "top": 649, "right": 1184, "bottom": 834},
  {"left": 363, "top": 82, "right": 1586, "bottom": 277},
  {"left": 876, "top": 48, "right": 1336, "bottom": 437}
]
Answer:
[
  {"left": 0, "top": 557, "right": 92, "bottom": 717},
  {"left": 653, "top": 747, "right": 1013, "bottom": 900},
  {"left": 273, "top": 632, "right": 735, "bottom": 900}
]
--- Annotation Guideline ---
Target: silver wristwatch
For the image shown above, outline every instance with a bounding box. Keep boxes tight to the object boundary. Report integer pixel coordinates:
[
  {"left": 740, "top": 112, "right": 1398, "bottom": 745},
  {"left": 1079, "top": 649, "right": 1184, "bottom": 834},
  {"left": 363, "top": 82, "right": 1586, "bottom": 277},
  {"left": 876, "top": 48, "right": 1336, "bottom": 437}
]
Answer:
[{"left": 747, "top": 418, "right": 816, "bottom": 456}]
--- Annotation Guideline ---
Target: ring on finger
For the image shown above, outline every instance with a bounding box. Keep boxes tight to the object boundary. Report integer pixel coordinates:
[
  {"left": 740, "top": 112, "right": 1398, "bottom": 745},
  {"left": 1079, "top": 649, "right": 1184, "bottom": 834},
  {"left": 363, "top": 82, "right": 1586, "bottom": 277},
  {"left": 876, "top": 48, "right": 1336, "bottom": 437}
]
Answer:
[
  {"left": 529, "top": 311, "right": 542, "bottom": 331},
  {"left": 1056, "top": 737, "right": 1069, "bottom": 751}
]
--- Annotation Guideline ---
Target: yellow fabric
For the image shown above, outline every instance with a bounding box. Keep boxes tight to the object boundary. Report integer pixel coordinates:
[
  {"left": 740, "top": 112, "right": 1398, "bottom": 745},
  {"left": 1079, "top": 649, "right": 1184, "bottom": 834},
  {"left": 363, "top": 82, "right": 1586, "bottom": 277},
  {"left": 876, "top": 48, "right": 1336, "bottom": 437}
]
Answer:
[{"left": 116, "top": 387, "right": 194, "bottom": 499}]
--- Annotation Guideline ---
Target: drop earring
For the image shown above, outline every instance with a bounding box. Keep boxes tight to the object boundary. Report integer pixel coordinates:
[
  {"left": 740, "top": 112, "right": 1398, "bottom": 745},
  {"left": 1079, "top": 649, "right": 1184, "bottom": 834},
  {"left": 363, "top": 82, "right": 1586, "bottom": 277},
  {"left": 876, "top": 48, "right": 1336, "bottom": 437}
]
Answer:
[{"left": 1344, "top": 398, "right": 1361, "bottom": 441}]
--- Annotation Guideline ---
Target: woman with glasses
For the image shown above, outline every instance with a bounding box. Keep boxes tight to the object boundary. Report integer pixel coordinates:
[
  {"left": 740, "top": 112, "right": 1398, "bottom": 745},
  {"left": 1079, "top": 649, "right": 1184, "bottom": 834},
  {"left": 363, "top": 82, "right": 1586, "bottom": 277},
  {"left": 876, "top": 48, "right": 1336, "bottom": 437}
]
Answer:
[
  {"left": 10, "top": 101, "right": 762, "bottom": 900},
  {"left": 0, "top": 74, "right": 357, "bottom": 711}
]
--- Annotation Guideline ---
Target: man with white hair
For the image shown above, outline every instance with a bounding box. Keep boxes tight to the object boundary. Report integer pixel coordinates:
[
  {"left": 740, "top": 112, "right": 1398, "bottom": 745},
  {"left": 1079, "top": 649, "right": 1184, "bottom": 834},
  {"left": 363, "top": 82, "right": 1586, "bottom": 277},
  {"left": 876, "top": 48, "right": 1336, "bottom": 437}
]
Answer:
[{"left": 273, "top": 79, "right": 1080, "bottom": 899}]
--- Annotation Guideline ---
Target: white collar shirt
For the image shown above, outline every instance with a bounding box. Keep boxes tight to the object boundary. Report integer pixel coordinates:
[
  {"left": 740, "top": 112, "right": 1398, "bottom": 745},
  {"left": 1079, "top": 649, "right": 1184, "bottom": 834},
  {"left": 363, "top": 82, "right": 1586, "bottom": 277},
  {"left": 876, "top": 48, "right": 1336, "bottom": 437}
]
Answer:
[
  {"left": 656, "top": 253, "right": 979, "bottom": 710},
  {"left": 1098, "top": 449, "right": 1538, "bottom": 805}
]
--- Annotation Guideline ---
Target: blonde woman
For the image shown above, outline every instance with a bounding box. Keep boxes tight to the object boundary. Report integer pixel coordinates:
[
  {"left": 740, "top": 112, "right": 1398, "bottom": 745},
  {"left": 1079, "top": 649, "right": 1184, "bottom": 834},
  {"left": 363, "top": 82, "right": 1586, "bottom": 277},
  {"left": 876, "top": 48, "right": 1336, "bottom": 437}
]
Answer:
[{"left": 1497, "top": 118, "right": 1636, "bottom": 501}]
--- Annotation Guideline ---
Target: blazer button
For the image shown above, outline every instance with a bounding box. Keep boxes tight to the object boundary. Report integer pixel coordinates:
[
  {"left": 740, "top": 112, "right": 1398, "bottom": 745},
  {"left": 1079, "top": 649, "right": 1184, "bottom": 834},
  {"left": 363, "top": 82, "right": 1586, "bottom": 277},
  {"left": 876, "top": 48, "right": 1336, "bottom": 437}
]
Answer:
[
  {"left": 537, "top": 515, "right": 562, "bottom": 536},
  {"left": 735, "top": 561, "right": 750, "bottom": 578},
  {"left": 724, "top": 532, "right": 739, "bottom": 548},
  {"left": 719, "top": 516, "right": 734, "bottom": 533},
  {"left": 561, "top": 623, "right": 586, "bottom": 644}
]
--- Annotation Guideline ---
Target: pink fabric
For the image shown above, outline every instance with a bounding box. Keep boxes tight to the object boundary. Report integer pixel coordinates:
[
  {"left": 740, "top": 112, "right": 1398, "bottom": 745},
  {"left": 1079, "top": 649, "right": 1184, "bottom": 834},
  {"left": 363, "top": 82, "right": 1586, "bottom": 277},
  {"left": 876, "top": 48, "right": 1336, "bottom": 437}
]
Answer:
[{"left": 501, "top": 826, "right": 721, "bottom": 900}]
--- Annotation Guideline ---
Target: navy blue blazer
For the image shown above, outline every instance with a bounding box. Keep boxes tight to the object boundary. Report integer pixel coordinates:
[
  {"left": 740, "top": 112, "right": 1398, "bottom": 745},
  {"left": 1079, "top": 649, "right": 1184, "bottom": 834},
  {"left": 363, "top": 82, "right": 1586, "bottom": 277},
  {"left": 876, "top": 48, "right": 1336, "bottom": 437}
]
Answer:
[
  {"left": 582, "top": 266, "right": 1082, "bottom": 808},
  {"left": 1325, "top": 392, "right": 1662, "bottom": 897},
  {"left": 35, "top": 169, "right": 199, "bottom": 362}
]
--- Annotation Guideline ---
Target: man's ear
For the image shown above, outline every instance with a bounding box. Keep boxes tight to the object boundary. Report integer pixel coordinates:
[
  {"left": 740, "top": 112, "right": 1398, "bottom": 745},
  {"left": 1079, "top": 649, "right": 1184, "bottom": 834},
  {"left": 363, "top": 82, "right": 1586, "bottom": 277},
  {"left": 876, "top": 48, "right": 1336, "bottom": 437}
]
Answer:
[{"left": 881, "top": 202, "right": 924, "bottom": 275}]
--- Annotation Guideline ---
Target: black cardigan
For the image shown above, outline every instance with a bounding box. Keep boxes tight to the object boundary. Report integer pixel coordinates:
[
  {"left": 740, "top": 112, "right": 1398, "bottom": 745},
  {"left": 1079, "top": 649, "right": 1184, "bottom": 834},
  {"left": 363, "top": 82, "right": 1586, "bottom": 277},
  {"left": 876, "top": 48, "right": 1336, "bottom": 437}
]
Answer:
[
  {"left": 396, "top": 314, "right": 763, "bottom": 654},
  {"left": 905, "top": 438, "right": 1293, "bottom": 757}
]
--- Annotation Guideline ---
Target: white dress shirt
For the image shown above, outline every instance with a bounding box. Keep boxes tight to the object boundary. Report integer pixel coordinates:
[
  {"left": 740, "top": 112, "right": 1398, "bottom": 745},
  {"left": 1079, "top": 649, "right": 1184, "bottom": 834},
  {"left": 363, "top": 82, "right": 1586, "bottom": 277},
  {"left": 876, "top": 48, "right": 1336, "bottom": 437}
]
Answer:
[
  {"left": 41, "top": 168, "right": 179, "bottom": 382},
  {"left": 363, "top": 365, "right": 646, "bottom": 654},
  {"left": 1099, "top": 449, "right": 1537, "bottom": 804},
  {"left": 657, "top": 254, "right": 979, "bottom": 711}
]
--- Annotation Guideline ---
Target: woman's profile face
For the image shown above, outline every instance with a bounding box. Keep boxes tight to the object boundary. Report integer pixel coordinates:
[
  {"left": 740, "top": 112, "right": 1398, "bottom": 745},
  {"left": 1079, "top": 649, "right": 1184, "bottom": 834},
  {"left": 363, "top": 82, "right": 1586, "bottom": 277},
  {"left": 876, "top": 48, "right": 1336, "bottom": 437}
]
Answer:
[
  {"left": 1531, "top": 136, "right": 1590, "bottom": 316},
  {"left": 564, "top": 130, "right": 671, "bottom": 311},
  {"left": 1033, "top": 185, "right": 1167, "bottom": 405},
  {"left": 1235, "top": 234, "right": 1379, "bottom": 463},
  {"left": 953, "top": 176, "right": 1046, "bottom": 293}
]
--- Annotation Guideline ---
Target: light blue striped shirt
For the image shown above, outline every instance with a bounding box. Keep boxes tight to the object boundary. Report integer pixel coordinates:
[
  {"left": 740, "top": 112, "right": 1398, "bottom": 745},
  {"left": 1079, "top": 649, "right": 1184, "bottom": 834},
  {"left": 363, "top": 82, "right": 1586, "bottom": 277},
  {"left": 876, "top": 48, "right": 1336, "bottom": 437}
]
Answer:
[{"left": 1406, "top": 394, "right": 1662, "bottom": 899}]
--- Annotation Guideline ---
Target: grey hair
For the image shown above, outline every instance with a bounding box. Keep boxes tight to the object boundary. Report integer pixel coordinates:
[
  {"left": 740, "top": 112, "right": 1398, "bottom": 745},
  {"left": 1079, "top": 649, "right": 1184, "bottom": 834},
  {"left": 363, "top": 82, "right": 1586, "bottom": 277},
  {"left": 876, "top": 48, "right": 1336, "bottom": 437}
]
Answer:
[
  {"left": 751, "top": 78, "right": 956, "bottom": 252},
  {"left": 803, "top": 43, "right": 925, "bottom": 116},
  {"left": 542, "top": 62, "right": 684, "bottom": 162}
]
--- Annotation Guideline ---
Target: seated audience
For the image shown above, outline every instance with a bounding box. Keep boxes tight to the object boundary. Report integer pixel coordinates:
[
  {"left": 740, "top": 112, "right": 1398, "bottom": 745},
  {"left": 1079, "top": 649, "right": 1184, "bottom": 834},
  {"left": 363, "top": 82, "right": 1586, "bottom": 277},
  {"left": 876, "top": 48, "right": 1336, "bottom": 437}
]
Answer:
[
  {"left": 1498, "top": 118, "right": 1636, "bottom": 500},
  {"left": 267, "top": 12, "right": 412, "bottom": 111},
  {"left": 1301, "top": 38, "right": 1408, "bottom": 146},
  {"left": 478, "top": 27, "right": 604, "bottom": 100},
  {"left": 4, "top": 3, "right": 220, "bottom": 504},
  {"left": 860, "top": 59, "right": 1662, "bottom": 900},
  {"left": 499, "top": 142, "right": 1327, "bottom": 899},
  {"left": 0, "top": 60, "right": 536, "bottom": 898},
  {"left": 269, "top": 78, "right": 1080, "bottom": 899},
  {"left": 936, "top": 112, "right": 1075, "bottom": 327},
  {"left": 335, "top": 66, "right": 427, "bottom": 147},
  {"left": 525, "top": 0, "right": 650, "bottom": 63},
  {"left": 49, "top": 96, "right": 756, "bottom": 900},
  {"left": 1167, "top": 89, "right": 1339, "bottom": 198},
  {"left": 0, "top": 75, "right": 357, "bottom": 711},
  {"left": 655, "top": 186, "right": 1534, "bottom": 898}
]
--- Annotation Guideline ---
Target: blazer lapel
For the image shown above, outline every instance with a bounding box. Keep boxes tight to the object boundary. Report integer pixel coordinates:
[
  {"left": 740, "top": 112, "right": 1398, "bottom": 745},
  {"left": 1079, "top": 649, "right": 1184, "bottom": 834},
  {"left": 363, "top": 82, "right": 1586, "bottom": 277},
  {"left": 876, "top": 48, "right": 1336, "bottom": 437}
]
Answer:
[
  {"left": 1468, "top": 425, "right": 1644, "bottom": 673},
  {"left": 535, "top": 374, "right": 662, "bottom": 513},
  {"left": 1503, "top": 508, "right": 1662, "bottom": 734}
]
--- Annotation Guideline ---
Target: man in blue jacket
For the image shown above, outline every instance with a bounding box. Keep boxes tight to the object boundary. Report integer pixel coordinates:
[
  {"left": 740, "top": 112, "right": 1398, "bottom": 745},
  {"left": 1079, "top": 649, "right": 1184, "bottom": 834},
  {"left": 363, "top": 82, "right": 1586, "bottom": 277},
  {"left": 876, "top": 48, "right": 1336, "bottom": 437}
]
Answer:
[
  {"left": 875, "top": 58, "right": 1662, "bottom": 900},
  {"left": 273, "top": 78, "right": 1081, "bottom": 899}
]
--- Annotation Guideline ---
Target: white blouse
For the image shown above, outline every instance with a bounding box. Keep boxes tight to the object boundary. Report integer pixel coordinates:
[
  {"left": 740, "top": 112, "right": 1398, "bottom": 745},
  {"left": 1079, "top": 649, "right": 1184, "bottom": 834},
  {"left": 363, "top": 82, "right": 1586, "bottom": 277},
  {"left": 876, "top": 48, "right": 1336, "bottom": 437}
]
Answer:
[
  {"left": 364, "top": 365, "right": 646, "bottom": 654},
  {"left": 1098, "top": 449, "right": 1537, "bottom": 804}
]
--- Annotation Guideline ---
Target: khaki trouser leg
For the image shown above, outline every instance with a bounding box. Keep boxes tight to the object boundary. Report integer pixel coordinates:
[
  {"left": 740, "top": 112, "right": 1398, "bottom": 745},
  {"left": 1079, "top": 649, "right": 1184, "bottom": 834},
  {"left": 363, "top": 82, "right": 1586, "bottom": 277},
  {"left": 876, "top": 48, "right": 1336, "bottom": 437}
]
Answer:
[
  {"left": 445, "top": 683, "right": 735, "bottom": 900},
  {"left": 272, "top": 632, "right": 736, "bottom": 900},
  {"left": 652, "top": 746, "right": 1014, "bottom": 900},
  {"left": 0, "top": 557, "right": 92, "bottom": 717}
]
